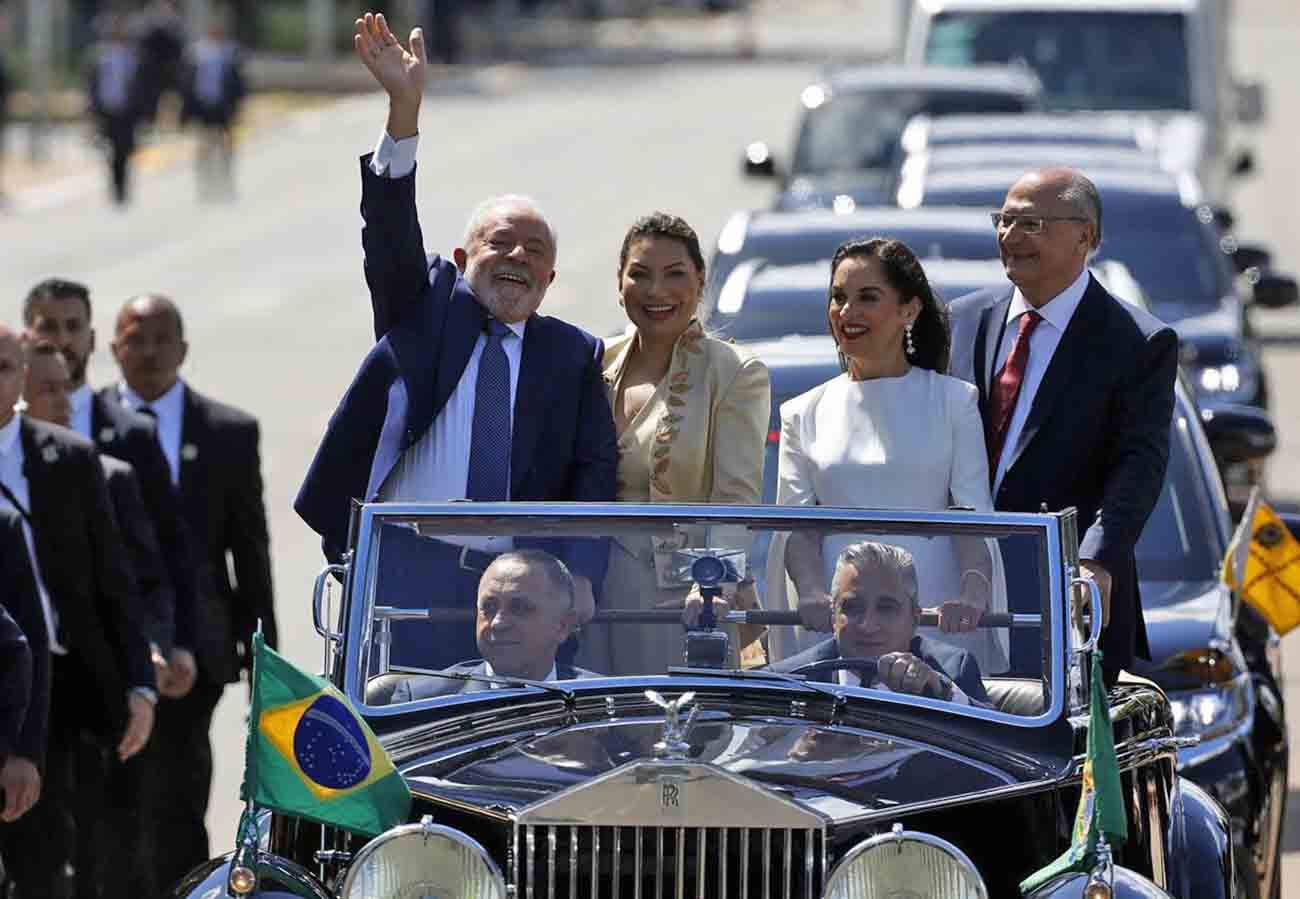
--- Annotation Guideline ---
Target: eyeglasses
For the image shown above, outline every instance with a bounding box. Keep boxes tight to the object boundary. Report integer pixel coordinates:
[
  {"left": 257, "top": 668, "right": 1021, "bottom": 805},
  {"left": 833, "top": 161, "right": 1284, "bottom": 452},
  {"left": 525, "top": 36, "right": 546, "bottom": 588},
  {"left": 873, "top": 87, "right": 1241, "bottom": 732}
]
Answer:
[{"left": 990, "top": 212, "right": 1089, "bottom": 234}]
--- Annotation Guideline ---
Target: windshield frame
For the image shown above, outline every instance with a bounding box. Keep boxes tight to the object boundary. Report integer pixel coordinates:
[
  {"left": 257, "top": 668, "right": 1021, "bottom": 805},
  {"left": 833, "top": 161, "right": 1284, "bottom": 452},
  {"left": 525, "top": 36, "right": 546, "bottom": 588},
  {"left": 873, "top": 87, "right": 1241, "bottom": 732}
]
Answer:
[{"left": 343, "top": 502, "right": 1073, "bottom": 729}]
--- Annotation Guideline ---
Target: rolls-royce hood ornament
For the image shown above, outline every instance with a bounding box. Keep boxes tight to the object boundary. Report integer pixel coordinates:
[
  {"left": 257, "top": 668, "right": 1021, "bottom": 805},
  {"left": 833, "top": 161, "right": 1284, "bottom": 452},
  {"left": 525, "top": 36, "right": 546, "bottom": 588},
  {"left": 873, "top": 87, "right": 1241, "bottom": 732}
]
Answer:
[{"left": 645, "top": 690, "right": 697, "bottom": 760}]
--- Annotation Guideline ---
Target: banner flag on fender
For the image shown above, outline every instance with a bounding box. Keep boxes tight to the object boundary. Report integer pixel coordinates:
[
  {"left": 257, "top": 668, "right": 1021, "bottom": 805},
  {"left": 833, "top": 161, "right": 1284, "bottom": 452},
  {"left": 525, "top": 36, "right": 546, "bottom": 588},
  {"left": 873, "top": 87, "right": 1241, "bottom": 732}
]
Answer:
[
  {"left": 240, "top": 632, "right": 410, "bottom": 837},
  {"left": 1222, "top": 487, "right": 1300, "bottom": 635}
]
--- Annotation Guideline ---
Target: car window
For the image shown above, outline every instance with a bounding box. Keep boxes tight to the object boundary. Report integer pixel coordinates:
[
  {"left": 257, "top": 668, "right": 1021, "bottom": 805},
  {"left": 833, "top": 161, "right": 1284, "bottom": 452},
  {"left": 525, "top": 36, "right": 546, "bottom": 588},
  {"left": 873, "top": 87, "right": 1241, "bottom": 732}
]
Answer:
[
  {"left": 1095, "top": 221, "right": 1232, "bottom": 314},
  {"left": 925, "top": 12, "right": 1192, "bottom": 112},
  {"left": 353, "top": 509, "right": 1062, "bottom": 717},
  {"left": 792, "top": 89, "right": 1033, "bottom": 175},
  {"left": 1135, "top": 409, "right": 1221, "bottom": 582}
]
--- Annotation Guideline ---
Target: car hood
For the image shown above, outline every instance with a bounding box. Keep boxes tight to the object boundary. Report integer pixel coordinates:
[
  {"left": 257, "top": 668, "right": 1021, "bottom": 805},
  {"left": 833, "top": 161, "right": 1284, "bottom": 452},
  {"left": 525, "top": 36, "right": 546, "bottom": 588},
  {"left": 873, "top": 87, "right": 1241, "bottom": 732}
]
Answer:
[
  {"left": 1131, "top": 578, "right": 1234, "bottom": 690},
  {"left": 775, "top": 173, "right": 894, "bottom": 212},
  {"left": 403, "top": 717, "right": 1019, "bottom": 824}
]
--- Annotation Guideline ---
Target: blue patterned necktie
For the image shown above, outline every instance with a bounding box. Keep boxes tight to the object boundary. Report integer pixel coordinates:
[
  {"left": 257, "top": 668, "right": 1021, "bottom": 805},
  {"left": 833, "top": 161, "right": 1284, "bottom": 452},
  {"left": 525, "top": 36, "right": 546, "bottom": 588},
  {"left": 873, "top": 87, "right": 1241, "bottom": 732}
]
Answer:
[{"left": 465, "top": 319, "right": 513, "bottom": 501}]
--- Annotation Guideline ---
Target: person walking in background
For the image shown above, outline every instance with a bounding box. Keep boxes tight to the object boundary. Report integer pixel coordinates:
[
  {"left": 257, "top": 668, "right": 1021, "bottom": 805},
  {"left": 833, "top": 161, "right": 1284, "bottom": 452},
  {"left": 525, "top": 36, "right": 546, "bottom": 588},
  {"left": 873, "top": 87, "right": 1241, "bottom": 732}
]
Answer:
[
  {"left": 87, "top": 13, "right": 142, "bottom": 205},
  {"left": 107, "top": 293, "right": 275, "bottom": 892},
  {"left": 0, "top": 324, "right": 156, "bottom": 899},
  {"left": 577, "top": 212, "right": 770, "bottom": 675},
  {"left": 132, "top": 0, "right": 187, "bottom": 128},
  {"left": 947, "top": 167, "right": 1177, "bottom": 684},
  {"left": 181, "top": 13, "right": 245, "bottom": 200}
]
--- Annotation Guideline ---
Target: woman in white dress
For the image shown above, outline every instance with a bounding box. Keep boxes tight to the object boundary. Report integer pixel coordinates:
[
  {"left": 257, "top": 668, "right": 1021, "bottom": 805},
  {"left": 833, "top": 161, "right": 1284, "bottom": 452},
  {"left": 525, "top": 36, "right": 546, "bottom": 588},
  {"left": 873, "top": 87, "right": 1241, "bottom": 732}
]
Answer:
[{"left": 770, "top": 237, "right": 1007, "bottom": 671}]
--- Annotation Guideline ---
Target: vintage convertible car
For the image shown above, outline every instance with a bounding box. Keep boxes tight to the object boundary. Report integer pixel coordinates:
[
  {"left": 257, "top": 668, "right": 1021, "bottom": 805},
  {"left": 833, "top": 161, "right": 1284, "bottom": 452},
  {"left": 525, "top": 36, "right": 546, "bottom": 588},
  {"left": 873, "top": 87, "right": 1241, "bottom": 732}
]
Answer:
[{"left": 172, "top": 503, "right": 1236, "bottom": 898}]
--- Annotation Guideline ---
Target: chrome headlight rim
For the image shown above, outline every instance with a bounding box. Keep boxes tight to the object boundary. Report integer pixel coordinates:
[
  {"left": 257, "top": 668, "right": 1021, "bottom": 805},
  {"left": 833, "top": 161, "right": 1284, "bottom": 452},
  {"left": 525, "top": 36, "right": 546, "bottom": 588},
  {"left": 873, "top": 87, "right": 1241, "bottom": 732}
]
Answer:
[
  {"left": 823, "top": 824, "right": 988, "bottom": 899},
  {"left": 339, "top": 817, "right": 506, "bottom": 899},
  {"left": 1168, "top": 673, "right": 1252, "bottom": 743}
]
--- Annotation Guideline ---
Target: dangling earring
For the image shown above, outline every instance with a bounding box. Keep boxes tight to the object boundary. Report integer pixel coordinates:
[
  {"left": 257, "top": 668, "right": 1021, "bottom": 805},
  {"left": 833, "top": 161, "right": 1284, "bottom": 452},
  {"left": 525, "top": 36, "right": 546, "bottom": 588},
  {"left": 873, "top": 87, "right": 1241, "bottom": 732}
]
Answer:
[{"left": 904, "top": 321, "right": 916, "bottom": 358}]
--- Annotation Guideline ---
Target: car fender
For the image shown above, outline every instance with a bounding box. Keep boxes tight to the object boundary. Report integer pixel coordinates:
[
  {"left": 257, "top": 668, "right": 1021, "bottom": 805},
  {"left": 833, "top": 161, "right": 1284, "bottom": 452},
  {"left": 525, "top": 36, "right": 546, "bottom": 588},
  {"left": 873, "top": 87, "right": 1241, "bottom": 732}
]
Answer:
[
  {"left": 1166, "top": 777, "right": 1234, "bottom": 899},
  {"left": 166, "top": 851, "right": 332, "bottom": 899}
]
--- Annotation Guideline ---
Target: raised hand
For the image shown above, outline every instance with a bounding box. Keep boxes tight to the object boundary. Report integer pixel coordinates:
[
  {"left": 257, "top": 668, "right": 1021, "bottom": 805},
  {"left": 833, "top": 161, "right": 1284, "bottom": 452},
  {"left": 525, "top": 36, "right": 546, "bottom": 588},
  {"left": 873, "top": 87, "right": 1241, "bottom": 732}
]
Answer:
[{"left": 354, "top": 12, "right": 426, "bottom": 137}]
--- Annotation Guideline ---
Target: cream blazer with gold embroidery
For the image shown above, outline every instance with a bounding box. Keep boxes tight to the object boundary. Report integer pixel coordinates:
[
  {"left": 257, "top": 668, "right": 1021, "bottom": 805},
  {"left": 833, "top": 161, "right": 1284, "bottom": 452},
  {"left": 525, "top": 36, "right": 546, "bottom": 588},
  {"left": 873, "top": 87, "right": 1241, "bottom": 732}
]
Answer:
[{"left": 603, "top": 321, "right": 770, "bottom": 504}]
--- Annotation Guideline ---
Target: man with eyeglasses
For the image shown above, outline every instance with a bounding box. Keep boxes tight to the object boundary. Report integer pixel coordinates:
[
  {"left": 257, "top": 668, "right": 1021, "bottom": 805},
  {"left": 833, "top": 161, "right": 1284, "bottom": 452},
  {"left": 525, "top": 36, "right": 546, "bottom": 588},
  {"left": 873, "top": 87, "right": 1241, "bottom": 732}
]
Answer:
[
  {"left": 772, "top": 542, "right": 989, "bottom": 705},
  {"left": 948, "top": 167, "right": 1178, "bottom": 685}
]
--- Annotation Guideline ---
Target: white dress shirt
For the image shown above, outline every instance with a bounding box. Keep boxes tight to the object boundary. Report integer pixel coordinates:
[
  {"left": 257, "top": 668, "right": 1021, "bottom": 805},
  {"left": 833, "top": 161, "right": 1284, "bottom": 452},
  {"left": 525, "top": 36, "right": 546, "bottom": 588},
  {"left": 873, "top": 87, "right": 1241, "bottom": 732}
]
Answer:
[
  {"left": 95, "top": 44, "right": 137, "bottom": 113},
  {"left": 483, "top": 660, "right": 558, "bottom": 685},
  {"left": 0, "top": 415, "right": 66, "bottom": 654},
  {"left": 119, "top": 379, "right": 186, "bottom": 486},
  {"left": 991, "top": 267, "right": 1091, "bottom": 491},
  {"left": 68, "top": 382, "right": 95, "bottom": 440},
  {"left": 371, "top": 131, "right": 419, "bottom": 179}
]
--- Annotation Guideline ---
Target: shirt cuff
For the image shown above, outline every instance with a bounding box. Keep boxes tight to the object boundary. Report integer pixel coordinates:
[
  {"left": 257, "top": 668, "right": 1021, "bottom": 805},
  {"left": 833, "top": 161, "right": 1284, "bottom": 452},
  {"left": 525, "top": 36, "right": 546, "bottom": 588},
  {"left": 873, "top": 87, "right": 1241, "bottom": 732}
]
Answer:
[
  {"left": 370, "top": 130, "right": 419, "bottom": 179},
  {"left": 949, "top": 684, "right": 973, "bottom": 706},
  {"left": 129, "top": 686, "right": 158, "bottom": 706}
]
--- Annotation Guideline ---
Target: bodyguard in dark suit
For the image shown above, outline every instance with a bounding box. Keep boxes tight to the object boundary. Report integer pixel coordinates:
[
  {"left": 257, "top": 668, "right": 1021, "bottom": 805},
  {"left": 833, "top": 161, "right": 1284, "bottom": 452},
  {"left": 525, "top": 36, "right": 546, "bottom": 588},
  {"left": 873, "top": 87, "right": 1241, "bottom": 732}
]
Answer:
[
  {"left": 23, "top": 277, "right": 200, "bottom": 699},
  {"left": 0, "top": 326, "right": 156, "bottom": 897},
  {"left": 947, "top": 168, "right": 1177, "bottom": 680},
  {"left": 388, "top": 550, "right": 593, "bottom": 703},
  {"left": 86, "top": 14, "right": 143, "bottom": 205},
  {"left": 108, "top": 293, "right": 275, "bottom": 891},
  {"left": 0, "top": 507, "right": 46, "bottom": 824},
  {"left": 296, "top": 14, "right": 616, "bottom": 669},
  {"left": 771, "top": 540, "right": 991, "bottom": 706}
]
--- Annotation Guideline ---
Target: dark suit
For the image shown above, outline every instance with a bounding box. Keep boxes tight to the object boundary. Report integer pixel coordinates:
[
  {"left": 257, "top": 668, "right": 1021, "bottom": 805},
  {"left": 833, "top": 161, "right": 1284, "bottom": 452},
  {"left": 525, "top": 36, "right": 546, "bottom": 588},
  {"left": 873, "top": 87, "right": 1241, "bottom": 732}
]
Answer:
[
  {"left": 391, "top": 660, "right": 597, "bottom": 702},
  {"left": 1, "top": 419, "right": 151, "bottom": 898},
  {"left": 771, "top": 636, "right": 991, "bottom": 705},
  {"left": 118, "top": 381, "right": 275, "bottom": 893},
  {"left": 100, "top": 455, "right": 171, "bottom": 654},
  {"left": 91, "top": 391, "right": 199, "bottom": 656},
  {"left": 294, "top": 157, "right": 617, "bottom": 667},
  {"left": 0, "top": 605, "right": 31, "bottom": 768},
  {"left": 948, "top": 275, "right": 1178, "bottom": 675},
  {"left": 0, "top": 507, "right": 46, "bottom": 771}
]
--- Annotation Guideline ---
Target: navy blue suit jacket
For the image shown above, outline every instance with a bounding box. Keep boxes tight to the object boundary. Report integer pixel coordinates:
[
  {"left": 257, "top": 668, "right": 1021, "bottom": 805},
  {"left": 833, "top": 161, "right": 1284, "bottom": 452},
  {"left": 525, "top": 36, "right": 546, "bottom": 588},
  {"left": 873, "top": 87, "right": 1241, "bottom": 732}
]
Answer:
[
  {"left": 0, "top": 508, "right": 43, "bottom": 768},
  {"left": 295, "top": 157, "right": 618, "bottom": 582},
  {"left": 948, "top": 274, "right": 1177, "bottom": 672},
  {"left": 772, "top": 636, "right": 990, "bottom": 704}
]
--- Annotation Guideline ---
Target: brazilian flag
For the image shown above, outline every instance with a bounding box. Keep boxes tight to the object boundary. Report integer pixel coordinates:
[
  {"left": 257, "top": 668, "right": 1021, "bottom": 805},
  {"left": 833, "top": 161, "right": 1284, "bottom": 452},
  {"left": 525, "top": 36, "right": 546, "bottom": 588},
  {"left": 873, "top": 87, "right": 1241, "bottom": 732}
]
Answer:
[
  {"left": 1020, "top": 651, "right": 1127, "bottom": 894},
  {"left": 241, "top": 633, "right": 411, "bottom": 837}
]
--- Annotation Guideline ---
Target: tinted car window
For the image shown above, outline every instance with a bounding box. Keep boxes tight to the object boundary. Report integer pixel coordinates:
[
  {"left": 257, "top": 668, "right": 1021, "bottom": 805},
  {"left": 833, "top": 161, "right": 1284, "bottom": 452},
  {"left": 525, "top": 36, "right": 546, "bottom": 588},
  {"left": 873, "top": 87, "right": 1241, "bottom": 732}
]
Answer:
[
  {"left": 1137, "top": 408, "right": 1220, "bottom": 582},
  {"left": 793, "top": 89, "right": 1033, "bottom": 175},
  {"left": 925, "top": 12, "right": 1191, "bottom": 111}
]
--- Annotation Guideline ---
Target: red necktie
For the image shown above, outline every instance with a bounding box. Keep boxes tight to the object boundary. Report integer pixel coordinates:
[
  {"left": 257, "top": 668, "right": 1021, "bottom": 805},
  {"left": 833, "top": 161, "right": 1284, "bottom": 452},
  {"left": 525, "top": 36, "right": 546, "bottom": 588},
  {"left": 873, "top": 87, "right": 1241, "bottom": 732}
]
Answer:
[{"left": 987, "top": 310, "right": 1043, "bottom": 474}]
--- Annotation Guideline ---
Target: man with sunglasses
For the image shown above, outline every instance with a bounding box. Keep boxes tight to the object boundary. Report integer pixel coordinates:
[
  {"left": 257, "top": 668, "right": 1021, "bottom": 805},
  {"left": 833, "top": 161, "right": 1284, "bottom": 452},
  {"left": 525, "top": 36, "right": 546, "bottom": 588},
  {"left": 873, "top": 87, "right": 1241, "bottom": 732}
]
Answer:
[{"left": 947, "top": 167, "right": 1178, "bottom": 684}]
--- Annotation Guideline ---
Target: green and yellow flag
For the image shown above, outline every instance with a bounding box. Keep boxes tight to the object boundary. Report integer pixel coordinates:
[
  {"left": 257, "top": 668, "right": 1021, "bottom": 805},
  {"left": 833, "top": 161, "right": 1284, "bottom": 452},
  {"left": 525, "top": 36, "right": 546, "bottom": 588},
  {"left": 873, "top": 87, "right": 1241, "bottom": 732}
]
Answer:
[
  {"left": 241, "top": 633, "right": 410, "bottom": 837},
  {"left": 1222, "top": 488, "right": 1300, "bottom": 635},
  {"left": 1020, "top": 651, "right": 1127, "bottom": 894}
]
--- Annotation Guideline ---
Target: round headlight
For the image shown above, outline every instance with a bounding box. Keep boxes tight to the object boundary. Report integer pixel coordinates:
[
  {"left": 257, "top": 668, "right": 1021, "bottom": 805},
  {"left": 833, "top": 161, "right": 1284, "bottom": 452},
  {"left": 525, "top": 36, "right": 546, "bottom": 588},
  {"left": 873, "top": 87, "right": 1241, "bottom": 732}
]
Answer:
[
  {"left": 824, "top": 825, "right": 987, "bottom": 899},
  {"left": 340, "top": 818, "right": 505, "bottom": 899}
]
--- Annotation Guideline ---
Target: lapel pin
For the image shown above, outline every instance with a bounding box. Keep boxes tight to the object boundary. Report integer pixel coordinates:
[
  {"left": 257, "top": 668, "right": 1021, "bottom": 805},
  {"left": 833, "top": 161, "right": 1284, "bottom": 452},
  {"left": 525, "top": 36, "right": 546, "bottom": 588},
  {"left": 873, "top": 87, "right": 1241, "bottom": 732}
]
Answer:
[
  {"left": 181, "top": 444, "right": 199, "bottom": 462},
  {"left": 41, "top": 445, "right": 59, "bottom": 464},
  {"left": 98, "top": 427, "right": 116, "bottom": 444}
]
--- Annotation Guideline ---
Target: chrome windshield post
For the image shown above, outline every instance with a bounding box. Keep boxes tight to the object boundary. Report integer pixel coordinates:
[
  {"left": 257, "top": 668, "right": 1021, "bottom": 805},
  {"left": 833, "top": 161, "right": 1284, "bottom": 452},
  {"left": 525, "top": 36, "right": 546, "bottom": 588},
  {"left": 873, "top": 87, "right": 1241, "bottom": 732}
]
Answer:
[{"left": 312, "top": 560, "right": 347, "bottom": 674}]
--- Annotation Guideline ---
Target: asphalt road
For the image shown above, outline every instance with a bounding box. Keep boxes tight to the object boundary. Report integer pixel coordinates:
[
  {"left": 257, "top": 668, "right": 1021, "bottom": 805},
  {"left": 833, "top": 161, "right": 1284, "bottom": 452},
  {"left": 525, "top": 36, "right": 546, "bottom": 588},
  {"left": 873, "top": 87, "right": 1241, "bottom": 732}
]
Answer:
[{"left": 1, "top": 0, "right": 1298, "bottom": 886}]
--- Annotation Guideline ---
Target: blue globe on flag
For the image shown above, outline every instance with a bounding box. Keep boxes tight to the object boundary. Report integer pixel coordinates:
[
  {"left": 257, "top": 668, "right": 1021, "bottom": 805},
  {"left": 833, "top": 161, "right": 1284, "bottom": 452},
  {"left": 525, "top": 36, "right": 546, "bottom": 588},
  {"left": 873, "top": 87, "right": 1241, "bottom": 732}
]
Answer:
[{"left": 293, "top": 694, "right": 372, "bottom": 790}]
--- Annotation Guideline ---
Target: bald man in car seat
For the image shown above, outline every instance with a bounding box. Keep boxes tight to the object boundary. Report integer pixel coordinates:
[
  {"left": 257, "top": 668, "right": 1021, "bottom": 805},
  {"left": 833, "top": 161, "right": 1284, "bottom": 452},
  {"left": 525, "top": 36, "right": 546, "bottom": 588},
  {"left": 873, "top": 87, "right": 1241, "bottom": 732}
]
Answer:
[{"left": 391, "top": 550, "right": 598, "bottom": 701}]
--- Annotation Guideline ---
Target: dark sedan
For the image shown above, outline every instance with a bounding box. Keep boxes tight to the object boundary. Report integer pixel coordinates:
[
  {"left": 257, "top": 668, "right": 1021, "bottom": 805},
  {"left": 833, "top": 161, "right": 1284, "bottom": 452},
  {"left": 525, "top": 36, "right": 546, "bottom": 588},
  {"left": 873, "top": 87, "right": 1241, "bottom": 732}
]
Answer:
[
  {"left": 743, "top": 332, "right": 1286, "bottom": 898},
  {"left": 741, "top": 64, "right": 1041, "bottom": 212}
]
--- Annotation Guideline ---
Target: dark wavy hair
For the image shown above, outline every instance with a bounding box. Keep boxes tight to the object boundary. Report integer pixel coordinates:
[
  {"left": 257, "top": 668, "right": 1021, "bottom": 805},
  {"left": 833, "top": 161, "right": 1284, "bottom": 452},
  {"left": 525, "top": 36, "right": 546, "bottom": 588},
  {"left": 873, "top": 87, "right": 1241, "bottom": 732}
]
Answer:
[
  {"left": 828, "top": 237, "right": 950, "bottom": 373},
  {"left": 618, "top": 212, "right": 706, "bottom": 278}
]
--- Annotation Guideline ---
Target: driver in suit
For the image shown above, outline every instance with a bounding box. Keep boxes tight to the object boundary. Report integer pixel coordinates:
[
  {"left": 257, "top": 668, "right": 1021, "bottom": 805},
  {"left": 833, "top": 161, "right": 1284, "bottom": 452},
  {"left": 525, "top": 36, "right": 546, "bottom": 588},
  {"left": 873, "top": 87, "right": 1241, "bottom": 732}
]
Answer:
[
  {"left": 772, "top": 541, "right": 990, "bottom": 705},
  {"left": 390, "top": 550, "right": 598, "bottom": 701}
]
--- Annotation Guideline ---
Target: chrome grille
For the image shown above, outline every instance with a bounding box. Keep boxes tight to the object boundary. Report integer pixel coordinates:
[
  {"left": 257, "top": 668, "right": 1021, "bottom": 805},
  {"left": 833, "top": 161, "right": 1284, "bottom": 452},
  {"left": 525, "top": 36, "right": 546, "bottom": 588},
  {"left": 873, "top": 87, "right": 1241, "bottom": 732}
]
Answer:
[{"left": 514, "top": 825, "right": 825, "bottom": 899}]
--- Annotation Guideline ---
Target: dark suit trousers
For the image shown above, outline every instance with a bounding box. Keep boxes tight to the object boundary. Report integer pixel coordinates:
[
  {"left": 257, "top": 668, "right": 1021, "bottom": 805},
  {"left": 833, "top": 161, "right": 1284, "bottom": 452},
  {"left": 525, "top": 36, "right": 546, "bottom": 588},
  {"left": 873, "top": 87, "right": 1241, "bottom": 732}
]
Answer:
[
  {"left": 0, "top": 658, "right": 94, "bottom": 899},
  {"left": 378, "top": 526, "right": 481, "bottom": 671},
  {"left": 142, "top": 680, "right": 224, "bottom": 893}
]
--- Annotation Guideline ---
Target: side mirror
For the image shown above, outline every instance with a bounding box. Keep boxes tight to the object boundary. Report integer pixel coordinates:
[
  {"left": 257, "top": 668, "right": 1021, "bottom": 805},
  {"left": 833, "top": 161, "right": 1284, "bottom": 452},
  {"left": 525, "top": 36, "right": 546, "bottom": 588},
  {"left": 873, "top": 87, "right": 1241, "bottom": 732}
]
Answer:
[
  {"left": 1200, "top": 403, "right": 1276, "bottom": 464},
  {"left": 1229, "top": 242, "right": 1271, "bottom": 274},
  {"left": 1252, "top": 273, "right": 1299, "bottom": 309},
  {"left": 743, "top": 142, "right": 777, "bottom": 178},
  {"left": 1232, "top": 149, "right": 1256, "bottom": 177},
  {"left": 1235, "top": 80, "right": 1266, "bottom": 124}
]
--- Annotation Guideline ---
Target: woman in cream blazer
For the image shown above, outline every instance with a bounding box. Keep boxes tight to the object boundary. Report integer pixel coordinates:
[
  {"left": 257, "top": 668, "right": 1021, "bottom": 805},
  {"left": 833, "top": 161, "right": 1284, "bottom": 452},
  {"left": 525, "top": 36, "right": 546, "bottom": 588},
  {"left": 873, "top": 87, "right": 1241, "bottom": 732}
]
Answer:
[{"left": 576, "top": 213, "right": 770, "bottom": 676}]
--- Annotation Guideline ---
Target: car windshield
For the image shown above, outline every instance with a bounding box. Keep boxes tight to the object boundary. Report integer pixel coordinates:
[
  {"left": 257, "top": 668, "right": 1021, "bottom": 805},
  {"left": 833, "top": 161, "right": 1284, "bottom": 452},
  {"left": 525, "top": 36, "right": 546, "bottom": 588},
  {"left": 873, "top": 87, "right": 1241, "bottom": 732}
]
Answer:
[
  {"left": 924, "top": 11, "right": 1192, "bottom": 112},
  {"left": 345, "top": 506, "right": 1065, "bottom": 722},
  {"left": 1095, "top": 222, "right": 1231, "bottom": 314},
  {"left": 793, "top": 88, "right": 1033, "bottom": 175}
]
